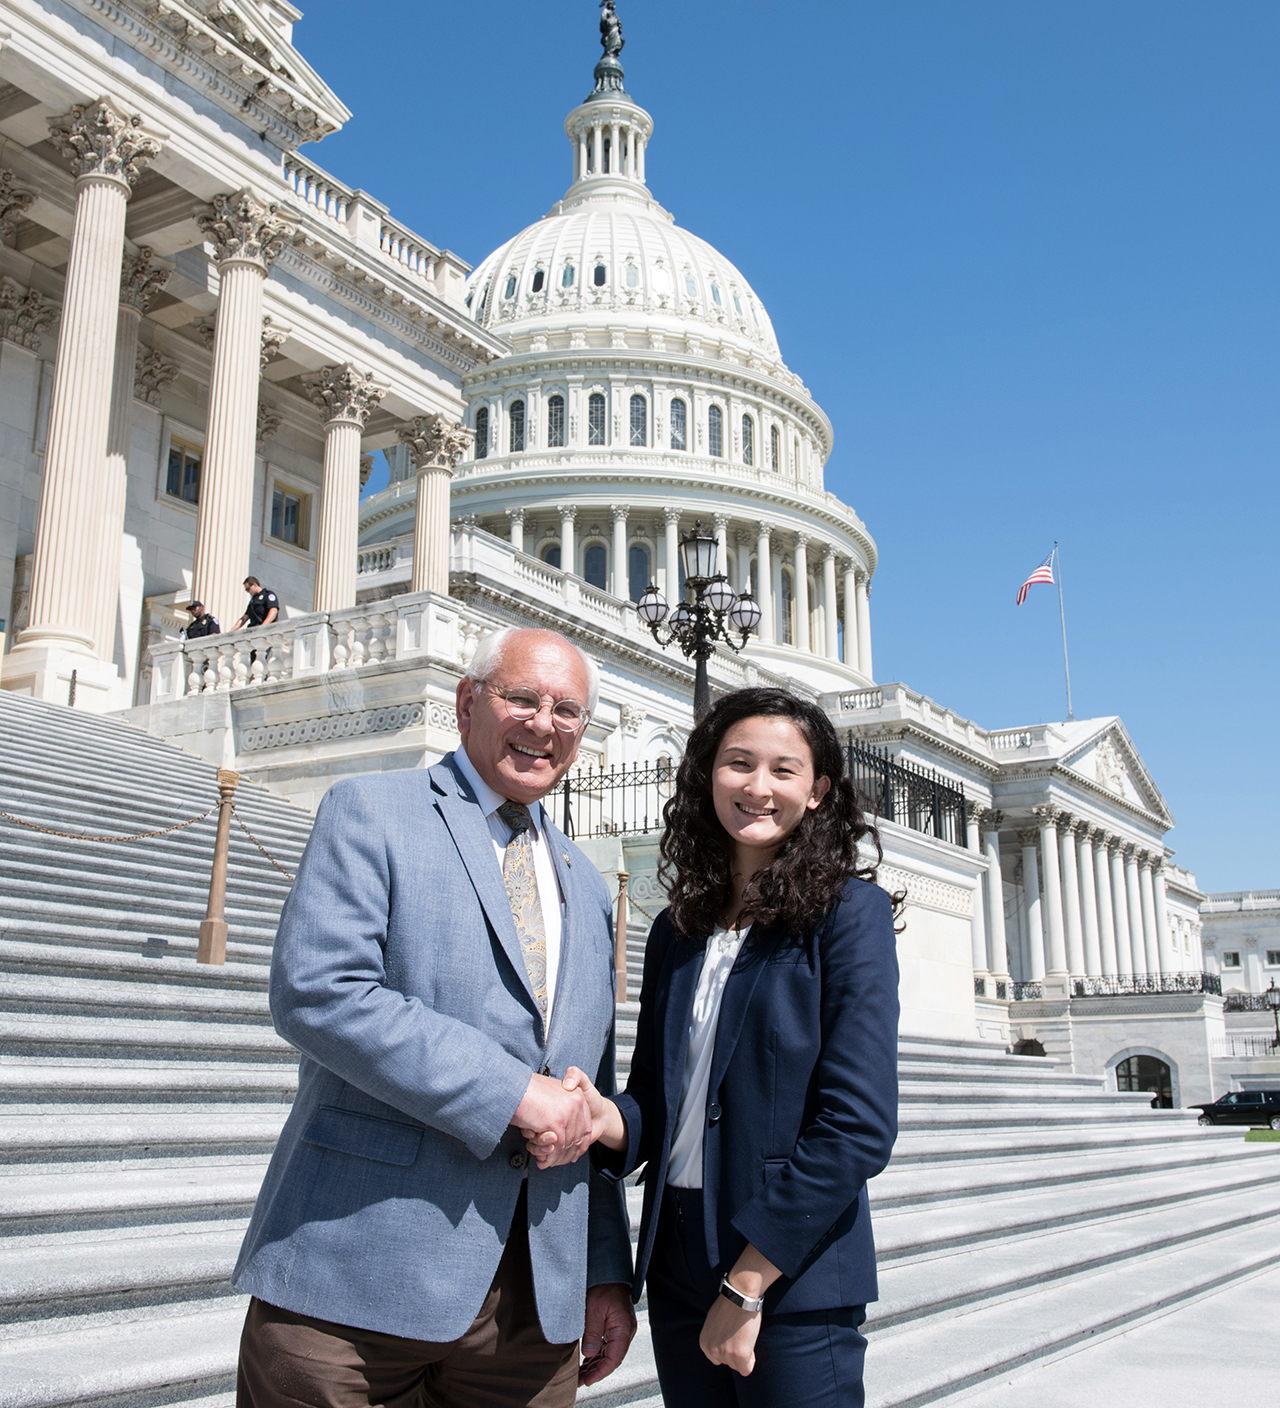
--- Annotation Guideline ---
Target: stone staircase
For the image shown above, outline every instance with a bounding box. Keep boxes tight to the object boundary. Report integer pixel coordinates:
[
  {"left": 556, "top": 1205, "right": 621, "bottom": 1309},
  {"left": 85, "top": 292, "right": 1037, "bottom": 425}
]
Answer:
[{"left": 0, "top": 691, "right": 1276, "bottom": 1408}]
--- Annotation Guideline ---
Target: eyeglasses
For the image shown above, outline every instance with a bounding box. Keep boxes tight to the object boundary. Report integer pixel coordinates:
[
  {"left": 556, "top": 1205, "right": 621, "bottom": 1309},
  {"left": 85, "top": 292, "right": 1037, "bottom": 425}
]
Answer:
[{"left": 482, "top": 682, "right": 590, "bottom": 733}]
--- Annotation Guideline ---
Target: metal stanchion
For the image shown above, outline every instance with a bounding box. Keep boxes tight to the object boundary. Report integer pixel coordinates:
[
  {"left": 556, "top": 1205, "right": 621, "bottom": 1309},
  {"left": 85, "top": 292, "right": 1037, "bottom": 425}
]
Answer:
[
  {"left": 615, "top": 870, "right": 629, "bottom": 1004},
  {"left": 198, "top": 769, "right": 240, "bottom": 965}
]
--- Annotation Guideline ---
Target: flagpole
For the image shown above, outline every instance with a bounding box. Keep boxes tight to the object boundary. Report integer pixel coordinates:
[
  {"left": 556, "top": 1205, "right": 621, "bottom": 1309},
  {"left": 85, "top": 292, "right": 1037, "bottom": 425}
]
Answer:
[{"left": 1054, "top": 541, "right": 1074, "bottom": 720}]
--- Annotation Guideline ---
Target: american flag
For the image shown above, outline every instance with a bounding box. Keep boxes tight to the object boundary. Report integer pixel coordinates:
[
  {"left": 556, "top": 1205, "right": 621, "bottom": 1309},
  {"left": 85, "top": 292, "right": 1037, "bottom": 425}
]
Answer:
[{"left": 1016, "top": 549, "right": 1056, "bottom": 606}]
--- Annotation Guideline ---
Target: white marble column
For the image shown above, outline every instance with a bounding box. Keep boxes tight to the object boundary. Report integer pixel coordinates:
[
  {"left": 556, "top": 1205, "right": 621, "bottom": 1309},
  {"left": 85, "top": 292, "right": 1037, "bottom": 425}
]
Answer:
[
  {"left": 822, "top": 547, "right": 839, "bottom": 660},
  {"left": 611, "top": 504, "right": 628, "bottom": 598},
  {"left": 1019, "top": 827, "right": 1047, "bottom": 982},
  {"left": 13, "top": 101, "right": 161, "bottom": 702},
  {"left": 191, "top": 191, "right": 294, "bottom": 630},
  {"left": 1110, "top": 843, "right": 1133, "bottom": 977},
  {"left": 1094, "top": 833, "right": 1119, "bottom": 976},
  {"left": 735, "top": 530, "right": 752, "bottom": 596},
  {"left": 713, "top": 513, "right": 729, "bottom": 579},
  {"left": 967, "top": 802, "right": 989, "bottom": 984},
  {"left": 793, "top": 535, "right": 810, "bottom": 652},
  {"left": 93, "top": 247, "right": 169, "bottom": 665},
  {"left": 1153, "top": 862, "right": 1176, "bottom": 975},
  {"left": 507, "top": 506, "right": 525, "bottom": 553},
  {"left": 560, "top": 505, "right": 577, "bottom": 582},
  {"left": 663, "top": 507, "right": 680, "bottom": 600},
  {"left": 1138, "top": 854, "right": 1161, "bottom": 977},
  {"left": 1059, "top": 817, "right": 1086, "bottom": 977},
  {"left": 1036, "top": 807, "right": 1069, "bottom": 978},
  {"left": 305, "top": 366, "right": 386, "bottom": 613},
  {"left": 400, "top": 414, "right": 472, "bottom": 595},
  {"left": 982, "top": 813, "right": 1010, "bottom": 986},
  {"left": 842, "top": 563, "right": 859, "bottom": 667},
  {"left": 855, "top": 571, "right": 873, "bottom": 677},
  {"left": 756, "top": 523, "right": 774, "bottom": 643},
  {"left": 1124, "top": 844, "right": 1146, "bottom": 978},
  {"left": 1077, "top": 824, "right": 1103, "bottom": 976}
]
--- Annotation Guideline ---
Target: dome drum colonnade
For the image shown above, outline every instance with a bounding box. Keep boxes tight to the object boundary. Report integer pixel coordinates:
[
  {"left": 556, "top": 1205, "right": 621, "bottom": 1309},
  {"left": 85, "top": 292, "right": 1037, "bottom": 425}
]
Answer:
[{"left": 450, "top": 31, "right": 876, "bottom": 685}]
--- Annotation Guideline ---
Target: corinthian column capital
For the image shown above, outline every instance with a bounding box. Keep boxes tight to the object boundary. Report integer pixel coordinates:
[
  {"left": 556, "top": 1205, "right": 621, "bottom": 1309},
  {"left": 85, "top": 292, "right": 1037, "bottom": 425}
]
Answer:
[
  {"left": 397, "top": 413, "right": 473, "bottom": 471},
  {"left": 198, "top": 190, "right": 295, "bottom": 270},
  {"left": 0, "top": 169, "right": 35, "bottom": 240},
  {"left": 48, "top": 99, "right": 161, "bottom": 189},
  {"left": 119, "top": 246, "right": 169, "bottom": 311},
  {"left": 303, "top": 364, "right": 387, "bottom": 428}
]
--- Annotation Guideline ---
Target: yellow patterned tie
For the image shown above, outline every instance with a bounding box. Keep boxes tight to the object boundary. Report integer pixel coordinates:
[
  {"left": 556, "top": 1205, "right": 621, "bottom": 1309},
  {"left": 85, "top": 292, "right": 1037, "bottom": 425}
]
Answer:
[{"left": 497, "top": 801, "right": 549, "bottom": 1018}]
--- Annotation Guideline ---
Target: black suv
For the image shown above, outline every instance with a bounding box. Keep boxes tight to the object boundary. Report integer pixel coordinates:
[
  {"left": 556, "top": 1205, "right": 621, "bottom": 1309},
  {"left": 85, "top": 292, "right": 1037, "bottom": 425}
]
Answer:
[{"left": 1191, "top": 1090, "right": 1280, "bottom": 1128}]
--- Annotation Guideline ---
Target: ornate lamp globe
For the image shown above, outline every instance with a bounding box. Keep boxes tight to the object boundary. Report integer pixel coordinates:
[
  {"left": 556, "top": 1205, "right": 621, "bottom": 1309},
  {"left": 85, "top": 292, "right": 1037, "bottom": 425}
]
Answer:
[
  {"left": 1266, "top": 979, "right": 1280, "bottom": 1013},
  {"left": 636, "top": 583, "right": 668, "bottom": 625},
  {"left": 679, "top": 522, "right": 719, "bottom": 586},
  {"left": 704, "top": 574, "right": 736, "bottom": 615},
  {"left": 728, "top": 591, "right": 762, "bottom": 634},
  {"left": 670, "top": 602, "right": 694, "bottom": 631}
]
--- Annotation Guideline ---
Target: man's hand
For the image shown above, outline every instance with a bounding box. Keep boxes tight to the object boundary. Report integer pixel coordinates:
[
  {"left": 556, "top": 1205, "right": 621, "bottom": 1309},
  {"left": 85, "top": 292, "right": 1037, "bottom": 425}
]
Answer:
[
  {"left": 525, "top": 1066, "right": 627, "bottom": 1169},
  {"left": 698, "top": 1293, "right": 763, "bottom": 1376},
  {"left": 510, "top": 1073, "right": 592, "bottom": 1164},
  {"left": 579, "top": 1282, "right": 636, "bottom": 1386}
]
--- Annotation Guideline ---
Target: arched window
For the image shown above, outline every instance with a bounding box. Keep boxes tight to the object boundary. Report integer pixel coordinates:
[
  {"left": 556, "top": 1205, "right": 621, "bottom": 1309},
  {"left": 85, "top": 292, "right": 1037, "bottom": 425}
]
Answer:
[
  {"left": 770, "top": 424, "right": 780, "bottom": 471},
  {"left": 708, "top": 405, "right": 723, "bottom": 458},
  {"left": 742, "top": 415, "right": 754, "bottom": 466},
  {"left": 531, "top": 269, "right": 545, "bottom": 293},
  {"left": 780, "top": 569, "right": 794, "bottom": 645},
  {"left": 509, "top": 400, "right": 525, "bottom": 453},
  {"left": 562, "top": 264, "right": 575, "bottom": 288},
  {"left": 710, "top": 283, "right": 723, "bottom": 307},
  {"left": 629, "top": 393, "right": 647, "bottom": 447},
  {"left": 584, "top": 543, "right": 607, "bottom": 590},
  {"left": 474, "top": 407, "right": 489, "bottom": 460},
  {"left": 588, "top": 392, "right": 606, "bottom": 445},
  {"left": 542, "top": 543, "right": 561, "bottom": 569},
  {"left": 1116, "top": 1055, "right": 1173, "bottom": 1109},
  {"left": 628, "top": 543, "right": 650, "bottom": 602},
  {"left": 670, "top": 398, "right": 687, "bottom": 451},
  {"left": 503, "top": 273, "right": 517, "bottom": 299},
  {"left": 625, "top": 264, "right": 640, "bottom": 288},
  {"left": 547, "top": 394, "right": 566, "bottom": 447},
  {"left": 593, "top": 263, "right": 607, "bottom": 287}
]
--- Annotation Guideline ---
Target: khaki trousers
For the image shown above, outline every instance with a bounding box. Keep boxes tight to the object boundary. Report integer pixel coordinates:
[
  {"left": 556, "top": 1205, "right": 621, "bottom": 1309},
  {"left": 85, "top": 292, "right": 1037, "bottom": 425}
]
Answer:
[{"left": 236, "top": 1189, "right": 578, "bottom": 1408}]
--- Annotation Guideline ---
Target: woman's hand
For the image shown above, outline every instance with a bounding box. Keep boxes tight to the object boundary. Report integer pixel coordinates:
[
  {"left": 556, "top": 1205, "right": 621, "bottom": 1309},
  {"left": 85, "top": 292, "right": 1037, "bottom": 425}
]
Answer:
[
  {"left": 698, "top": 1293, "right": 763, "bottom": 1376},
  {"left": 522, "top": 1066, "right": 627, "bottom": 1169}
]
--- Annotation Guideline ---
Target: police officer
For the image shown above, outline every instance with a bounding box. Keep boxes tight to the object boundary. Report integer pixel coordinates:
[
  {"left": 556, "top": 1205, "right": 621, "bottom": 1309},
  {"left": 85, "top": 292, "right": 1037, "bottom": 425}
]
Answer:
[
  {"left": 182, "top": 601, "right": 219, "bottom": 639},
  {"left": 232, "top": 577, "right": 279, "bottom": 631}
]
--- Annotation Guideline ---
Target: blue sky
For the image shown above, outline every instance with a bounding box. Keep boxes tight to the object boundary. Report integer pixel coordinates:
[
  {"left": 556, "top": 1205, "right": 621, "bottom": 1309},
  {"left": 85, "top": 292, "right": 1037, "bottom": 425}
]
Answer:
[{"left": 295, "top": 1, "right": 1278, "bottom": 891}]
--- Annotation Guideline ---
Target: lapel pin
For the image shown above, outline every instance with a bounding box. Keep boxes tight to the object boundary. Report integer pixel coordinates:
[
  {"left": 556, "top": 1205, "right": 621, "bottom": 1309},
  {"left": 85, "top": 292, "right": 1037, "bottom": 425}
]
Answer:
[{"left": 563, "top": 852, "right": 572, "bottom": 867}]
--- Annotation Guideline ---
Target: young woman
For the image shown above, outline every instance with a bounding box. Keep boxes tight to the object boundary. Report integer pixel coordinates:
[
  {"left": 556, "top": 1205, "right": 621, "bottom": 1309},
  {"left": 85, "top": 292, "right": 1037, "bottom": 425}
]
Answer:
[{"left": 530, "top": 687, "right": 900, "bottom": 1407}]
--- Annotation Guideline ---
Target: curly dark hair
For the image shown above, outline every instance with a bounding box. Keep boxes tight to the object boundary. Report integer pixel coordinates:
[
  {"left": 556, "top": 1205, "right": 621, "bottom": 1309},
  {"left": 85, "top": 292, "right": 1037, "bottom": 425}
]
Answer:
[{"left": 659, "top": 687, "right": 889, "bottom": 940}]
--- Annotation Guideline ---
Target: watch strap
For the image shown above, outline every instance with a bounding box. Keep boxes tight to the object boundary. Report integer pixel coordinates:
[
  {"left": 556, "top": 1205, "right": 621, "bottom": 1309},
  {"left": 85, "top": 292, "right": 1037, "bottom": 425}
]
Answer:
[{"left": 718, "top": 1273, "right": 765, "bottom": 1313}]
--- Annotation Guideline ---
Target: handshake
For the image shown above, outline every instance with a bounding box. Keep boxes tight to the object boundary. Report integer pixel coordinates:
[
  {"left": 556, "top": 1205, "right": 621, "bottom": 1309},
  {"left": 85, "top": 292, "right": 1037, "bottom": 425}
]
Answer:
[{"left": 511, "top": 1066, "right": 623, "bottom": 1170}]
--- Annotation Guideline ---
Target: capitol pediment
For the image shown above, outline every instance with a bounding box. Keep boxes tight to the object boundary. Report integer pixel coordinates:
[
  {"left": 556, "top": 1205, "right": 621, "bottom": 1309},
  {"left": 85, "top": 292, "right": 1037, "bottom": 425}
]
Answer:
[{"left": 1062, "top": 721, "right": 1172, "bottom": 824}]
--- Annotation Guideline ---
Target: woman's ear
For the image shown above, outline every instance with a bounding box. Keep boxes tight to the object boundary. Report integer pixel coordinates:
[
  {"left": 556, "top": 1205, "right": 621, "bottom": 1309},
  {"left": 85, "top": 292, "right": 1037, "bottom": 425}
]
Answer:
[{"left": 807, "top": 775, "right": 832, "bottom": 810}]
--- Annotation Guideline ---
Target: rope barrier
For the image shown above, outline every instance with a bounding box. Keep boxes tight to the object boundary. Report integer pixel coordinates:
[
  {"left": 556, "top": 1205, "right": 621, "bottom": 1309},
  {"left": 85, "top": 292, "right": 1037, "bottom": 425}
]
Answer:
[
  {"left": 231, "top": 804, "right": 295, "bottom": 882},
  {"left": 0, "top": 802, "right": 218, "bottom": 843}
]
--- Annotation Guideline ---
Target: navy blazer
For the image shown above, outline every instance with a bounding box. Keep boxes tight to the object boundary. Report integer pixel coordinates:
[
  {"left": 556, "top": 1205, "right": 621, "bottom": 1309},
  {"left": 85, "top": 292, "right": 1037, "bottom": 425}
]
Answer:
[{"left": 608, "top": 877, "right": 898, "bottom": 1313}]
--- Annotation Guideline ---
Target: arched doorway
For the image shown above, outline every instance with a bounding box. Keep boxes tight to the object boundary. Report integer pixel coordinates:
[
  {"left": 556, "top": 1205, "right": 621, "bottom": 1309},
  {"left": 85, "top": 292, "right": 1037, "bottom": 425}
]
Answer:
[
  {"left": 1012, "top": 1038, "right": 1047, "bottom": 1058},
  {"left": 1115, "top": 1054, "right": 1173, "bottom": 1109}
]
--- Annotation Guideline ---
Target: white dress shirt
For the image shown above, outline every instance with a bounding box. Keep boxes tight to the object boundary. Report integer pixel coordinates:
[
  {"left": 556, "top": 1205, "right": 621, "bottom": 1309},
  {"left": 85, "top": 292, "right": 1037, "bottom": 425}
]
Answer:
[
  {"left": 666, "top": 924, "right": 749, "bottom": 1189},
  {"left": 453, "top": 746, "right": 565, "bottom": 1028}
]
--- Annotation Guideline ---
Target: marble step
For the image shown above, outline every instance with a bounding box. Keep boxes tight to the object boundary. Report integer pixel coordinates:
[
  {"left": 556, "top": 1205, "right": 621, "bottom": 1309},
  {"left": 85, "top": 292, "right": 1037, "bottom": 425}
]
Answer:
[
  {"left": 0, "top": 1109, "right": 291, "bottom": 1167},
  {"left": 0, "top": 972, "right": 271, "bottom": 1021},
  {"left": 0, "top": 939, "right": 270, "bottom": 991},
  {"left": 0, "top": 1013, "right": 296, "bottom": 1063}
]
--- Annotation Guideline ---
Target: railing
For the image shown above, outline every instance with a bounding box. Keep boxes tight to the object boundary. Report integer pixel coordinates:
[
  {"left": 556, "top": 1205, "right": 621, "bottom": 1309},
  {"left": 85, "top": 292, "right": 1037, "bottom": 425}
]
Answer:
[
  {"left": 558, "top": 759, "right": 675, "bottom": 840},
  {"left": 1211, "top": 1035, "right": 1279, "bottom": 1058},
  {"left": 1072, "top": 972, "right": 1223, "bottom": 998},
  {"left": 846, "top": 737, "right": 968, "bottom": 849},
  {"left": 282, "top": 154, "right": 353, "bottom": 225},
  {"left": 990, "top": 729, "right": 1036, "bottom": 751},
  {"left": 974, "top": 975, "right": 1011, "bottom": 1000},
  {"left": 1011, "top": 981, "right": 1043, "bottom": 1001},
  {"left": 380, "top": 217, "right": 437, "bottom": 286},
  {"left": 1223, "top": 992, "right": 1273, "bottom": 1012},
  {"left": 839, "top": 689, "right": 883, "bottom": 711}
]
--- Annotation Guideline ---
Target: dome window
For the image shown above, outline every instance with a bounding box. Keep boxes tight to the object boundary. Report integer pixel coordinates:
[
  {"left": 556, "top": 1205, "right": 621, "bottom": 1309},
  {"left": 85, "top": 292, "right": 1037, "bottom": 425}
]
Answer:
[
  {"left": 532, "top": 269, "right": 545, "bottom": 293},
  {"left": 742, "top": 414, "right": 754, "bottom": 467},
  {"left": 588, "top": 392, "right": 606, "bottom": 445},
  {"left": 708, "top": 405, "right": 724, "bottom": 458},
  {"left": 562, "top": 264, "right": 575, "bottom": 288},
  {"left": 474, "top": 407, "right": 489, "bottom": 460},
  {"left": 670, "top": 398, "right": 687, "bottom": 451},
  {"left": 685, "top": 274, "right": 697, "bottom": 297},
  {"left": 593, "top": 263, "right": 608, "bottom": 287},
  {"left": 629, "top": 394, "right": 647, "bottom": 447},
  {"left": 584, "top": 543, "right": 607, "bottom": 590},
  {"left": 504, "top": 274, "right": 517, "bottom": 299},
  {"left": 542, "top": 542, "right": 561, "bottom": 569},
  {"left": 465, "top": 291, "right": 473, "bottom": 309},
  {"left": 750, "top": 302, "right": 760, "bottom": 328},
  {"left": 733, "top": 292, "right": 743, "bottom": 316},
  {"left": 509, "top": 400, "right": 525, "bottom": 453},
  {"left": 770, "top": 425, "right": 781, "bottom": 471},
  {"left": 547, "top": 394, "right": 566, "bottom": 448},
  {"left": 628, "top": 543, "right": 651, "bottom": 602},
  {"left": 710, "top": 283, "right": 723, "bottom": 307},
  {"left": 625, "top": 264, "right": 639, "bottom": 288}
]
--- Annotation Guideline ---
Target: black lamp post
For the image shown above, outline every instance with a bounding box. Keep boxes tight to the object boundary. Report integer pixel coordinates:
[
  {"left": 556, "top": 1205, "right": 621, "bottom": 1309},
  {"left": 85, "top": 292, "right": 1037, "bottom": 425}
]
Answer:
[
  {"left": 636, "top": 521, "right": 762, "bottom": 722},
  {"left": 1266, "top": 978, "right": 1280, "bottom": 1052}
]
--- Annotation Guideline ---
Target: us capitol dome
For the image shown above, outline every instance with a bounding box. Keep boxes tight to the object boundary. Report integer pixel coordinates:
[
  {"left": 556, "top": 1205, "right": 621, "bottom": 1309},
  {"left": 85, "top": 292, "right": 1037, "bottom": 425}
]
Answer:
[{"left": 359, "top": 11, "right": 878, "bottom": 692}]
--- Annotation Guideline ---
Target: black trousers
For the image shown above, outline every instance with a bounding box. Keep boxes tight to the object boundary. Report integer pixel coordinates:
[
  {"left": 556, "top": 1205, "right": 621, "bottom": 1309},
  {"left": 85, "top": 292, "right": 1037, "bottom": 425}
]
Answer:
[{"left": 646, "top": 1186, "right": 868, "bottom": 1408}]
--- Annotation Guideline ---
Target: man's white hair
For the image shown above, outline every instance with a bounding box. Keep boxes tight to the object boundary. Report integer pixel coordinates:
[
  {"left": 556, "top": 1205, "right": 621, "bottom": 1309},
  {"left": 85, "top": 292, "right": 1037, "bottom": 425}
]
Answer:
[{"left": 466, "top": 627, "right": 600, "bottom": 716}]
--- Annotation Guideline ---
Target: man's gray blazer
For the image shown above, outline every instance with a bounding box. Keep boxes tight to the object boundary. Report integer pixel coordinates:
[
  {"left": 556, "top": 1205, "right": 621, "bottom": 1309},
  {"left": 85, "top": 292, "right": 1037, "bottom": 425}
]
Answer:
[{"left": 232, "top": 756, "right": 632, "bottom": 1343}]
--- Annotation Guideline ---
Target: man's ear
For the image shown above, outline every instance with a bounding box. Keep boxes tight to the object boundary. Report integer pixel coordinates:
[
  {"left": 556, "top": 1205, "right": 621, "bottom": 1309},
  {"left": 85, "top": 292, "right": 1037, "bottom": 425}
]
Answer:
[{"left": 456, "top": 676, "right": 476, "bottom": 739}]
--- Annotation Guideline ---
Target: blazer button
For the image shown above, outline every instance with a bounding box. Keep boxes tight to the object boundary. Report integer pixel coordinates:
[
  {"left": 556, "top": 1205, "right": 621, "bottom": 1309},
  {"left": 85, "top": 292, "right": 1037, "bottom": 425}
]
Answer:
[
  {"left": 510, "top": 1151, "right": 527, "bottom": 1170},
  {"left": 707, "top": 1103, "right": 722, "bottom": 1125}
]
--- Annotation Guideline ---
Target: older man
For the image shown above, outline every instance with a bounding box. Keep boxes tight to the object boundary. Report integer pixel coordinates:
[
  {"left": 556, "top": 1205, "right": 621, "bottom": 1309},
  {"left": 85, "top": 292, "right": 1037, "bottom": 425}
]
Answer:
[{"left": 234, "top": 627, "right": 635, "bottom": 1408}]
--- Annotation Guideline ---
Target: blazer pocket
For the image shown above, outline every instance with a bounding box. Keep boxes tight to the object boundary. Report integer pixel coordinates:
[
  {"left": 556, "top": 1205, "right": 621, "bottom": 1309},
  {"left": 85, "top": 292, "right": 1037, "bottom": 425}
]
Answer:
[{"left": 303, "top": 1106, "right": 424, "bottom": 1167}]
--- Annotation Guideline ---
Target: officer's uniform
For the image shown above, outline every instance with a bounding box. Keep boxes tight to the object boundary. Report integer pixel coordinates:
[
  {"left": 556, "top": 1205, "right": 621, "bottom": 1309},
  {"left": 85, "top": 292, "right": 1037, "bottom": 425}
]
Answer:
[
  {"left": 184, "top": 613, "right": 220, "bottom": 640},
  {"left": 245, "top": 589, "right": 279, "bottom": 627}
]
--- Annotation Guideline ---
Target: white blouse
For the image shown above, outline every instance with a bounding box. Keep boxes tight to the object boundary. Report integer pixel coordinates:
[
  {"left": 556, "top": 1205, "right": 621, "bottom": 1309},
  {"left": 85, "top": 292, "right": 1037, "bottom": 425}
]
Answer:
[{"left": 666, "top": 924, "right": 750, "bottom": 1189}]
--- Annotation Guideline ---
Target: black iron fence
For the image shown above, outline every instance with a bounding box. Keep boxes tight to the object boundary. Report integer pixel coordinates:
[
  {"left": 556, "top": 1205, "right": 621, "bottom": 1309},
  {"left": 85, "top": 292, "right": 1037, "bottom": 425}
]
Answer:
[
  {"left": 846, "top": 736, "right": 969, "bottom": 849},
  {"left": 1223, "top": 991, "right": 1271, "bottom": 1012},
  {"left": 1072, "top": 972, "right": 1221, "bottom": 998},
  {"left": 559, "top": 758, "right": 675, "bottom": 840}
]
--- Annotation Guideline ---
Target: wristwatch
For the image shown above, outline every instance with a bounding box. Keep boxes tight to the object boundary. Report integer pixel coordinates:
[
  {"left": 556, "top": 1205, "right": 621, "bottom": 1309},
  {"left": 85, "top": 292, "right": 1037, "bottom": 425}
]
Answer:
[{"left": 718, "top": 1273, "right": 765, "bottom": 1313}]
